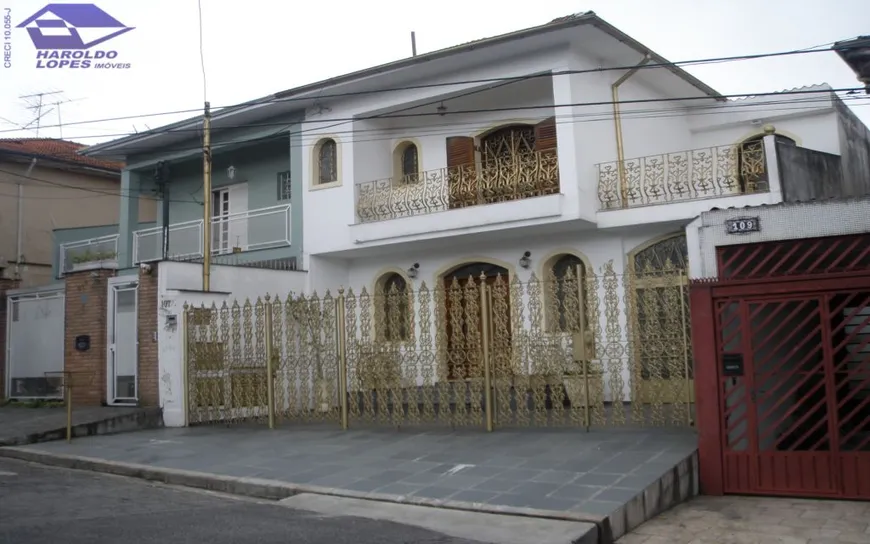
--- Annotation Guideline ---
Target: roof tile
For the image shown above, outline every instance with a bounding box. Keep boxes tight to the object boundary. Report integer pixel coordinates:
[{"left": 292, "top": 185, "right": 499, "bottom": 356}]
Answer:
[{"left": 0, "top": 138, "right": 122, "bottom": 172}]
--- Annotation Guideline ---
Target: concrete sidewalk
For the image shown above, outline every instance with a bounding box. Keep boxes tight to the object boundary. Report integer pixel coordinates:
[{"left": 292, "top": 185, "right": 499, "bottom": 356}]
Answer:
[
  {"left": 0, "top": 405, "right": 163, "bottom": 446},
  {"left": 0, "top": 425, "right": 698, "bottom": 542}
]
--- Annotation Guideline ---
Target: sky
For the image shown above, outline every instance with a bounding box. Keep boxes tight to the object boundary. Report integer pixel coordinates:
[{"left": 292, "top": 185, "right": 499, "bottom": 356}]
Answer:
[{"left": 1, "top": 0, "right": 869, "bottom": 145}]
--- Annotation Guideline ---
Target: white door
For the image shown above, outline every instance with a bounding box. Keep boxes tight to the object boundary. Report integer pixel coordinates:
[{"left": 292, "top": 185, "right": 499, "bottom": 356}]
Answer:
[
  {"left": 107, "top": 280, "right": 138, "bottom": 404},
  {"left": 228, "top": 183, "right": 248, "bottom": 251},
  {"left": 212, "top": 183, "right": 248, "bottom": 254},
  {"left": 212, "top": 188, "right": 231, "bottom": 254}
]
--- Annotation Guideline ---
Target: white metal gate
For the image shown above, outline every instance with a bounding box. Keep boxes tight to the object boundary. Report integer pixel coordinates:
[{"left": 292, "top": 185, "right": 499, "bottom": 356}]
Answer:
[
  {"left": 107, "top": 278, "right": 138, "bottom": 404},
  {"left": 5, "top": 286, "right": 65, "bottom": 399}
]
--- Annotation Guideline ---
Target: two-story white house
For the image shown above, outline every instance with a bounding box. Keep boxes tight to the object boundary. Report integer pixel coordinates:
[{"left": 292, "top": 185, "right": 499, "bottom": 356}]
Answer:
[
  {"left": 286, "top": 12, "right": 869, "bottom": 420},
  {"left": 79, "top": 11, "right": 870, "bottom": 430}
]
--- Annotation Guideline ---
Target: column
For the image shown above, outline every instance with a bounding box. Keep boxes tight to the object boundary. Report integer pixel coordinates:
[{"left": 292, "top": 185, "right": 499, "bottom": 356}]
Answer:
[{"left": 118, "top": 169, "right": 140, "bottom": 269}]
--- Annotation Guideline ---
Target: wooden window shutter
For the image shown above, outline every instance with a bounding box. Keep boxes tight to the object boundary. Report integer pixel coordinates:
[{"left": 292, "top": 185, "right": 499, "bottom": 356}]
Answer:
[
  {"left": 534, "top": 117, "right": 557, "bottom": 151},
  {"left": 446, "top": 136, "right": 475, "bottom": 168}
]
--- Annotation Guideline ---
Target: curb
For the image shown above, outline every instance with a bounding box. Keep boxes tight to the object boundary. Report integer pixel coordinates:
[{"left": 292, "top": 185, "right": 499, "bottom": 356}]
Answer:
[
  {"left": 0, "top": 408, "right": 164, "bottom": 447},
  {"left": 0, "top": 446, "right": 606, "bottom": 543}
]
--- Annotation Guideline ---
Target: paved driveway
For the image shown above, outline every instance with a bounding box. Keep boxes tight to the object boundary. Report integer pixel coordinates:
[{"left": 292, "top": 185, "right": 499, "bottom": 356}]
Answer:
[{"left": 616, "top": 495, "right": 870, "bottom": 544}]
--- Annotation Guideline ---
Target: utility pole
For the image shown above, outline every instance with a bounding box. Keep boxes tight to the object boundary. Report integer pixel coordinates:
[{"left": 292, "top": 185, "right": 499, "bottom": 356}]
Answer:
[{"left": 202, "top": 102, "right": 212, "bottom": 292}]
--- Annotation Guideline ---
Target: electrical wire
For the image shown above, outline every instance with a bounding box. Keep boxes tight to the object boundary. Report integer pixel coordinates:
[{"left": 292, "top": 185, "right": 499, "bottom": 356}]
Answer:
[
  {"left": 1, "top": 93, "right": 867, "bottom": 203},
  {"left": 24, "top": 86, "right": 866, "bottom": 157},
  {"left": 0, "top": 42, "right": 855, "bottom": 137}
]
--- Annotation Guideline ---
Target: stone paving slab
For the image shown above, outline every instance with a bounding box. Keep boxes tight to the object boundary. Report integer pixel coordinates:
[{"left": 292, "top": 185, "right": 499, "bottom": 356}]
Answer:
[
  {"left": 615, "top": 495, "right": 870, "bottom": 543},
  {"left": 0, "top": 405, "right": 158, "bottom": 446},
  {"left": 8, "top": 425, "right": 696, "bottom": 519}
]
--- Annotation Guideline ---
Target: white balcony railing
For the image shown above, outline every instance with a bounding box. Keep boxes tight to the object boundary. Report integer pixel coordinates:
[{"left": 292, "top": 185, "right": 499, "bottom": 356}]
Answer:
[
  {"left": 132, "top": 204, "right": 291, "bottom": 264},
  {"left": 59, "top": 234, "right": 119, "bottom": 274},
  {"left": 596, "top": 141, "right": 768, "bottom": 210}
]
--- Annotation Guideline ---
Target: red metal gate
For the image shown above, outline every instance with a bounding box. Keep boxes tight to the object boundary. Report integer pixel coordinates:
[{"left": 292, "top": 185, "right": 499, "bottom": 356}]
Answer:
[{"left": 693, "top": 270, "right": 870, "bottom": 499}]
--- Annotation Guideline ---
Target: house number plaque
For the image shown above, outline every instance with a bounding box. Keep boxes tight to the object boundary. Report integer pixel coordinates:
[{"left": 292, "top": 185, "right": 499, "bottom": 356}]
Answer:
[{"left": 725, "top": 217, "right": 760, "bottom": 235}]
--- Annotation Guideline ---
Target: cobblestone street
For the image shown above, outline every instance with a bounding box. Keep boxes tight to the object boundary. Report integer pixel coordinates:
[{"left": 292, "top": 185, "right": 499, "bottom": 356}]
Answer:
[{"left": 617, "top": 495, "right": 870, "bottom": 544}]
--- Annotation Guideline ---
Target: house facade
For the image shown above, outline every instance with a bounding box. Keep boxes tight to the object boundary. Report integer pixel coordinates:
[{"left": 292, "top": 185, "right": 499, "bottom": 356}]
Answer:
[
  {"left": 0, "top": 138, "right": 156, "bottom": 286},
  {"left": 0, "top": 138, "right": 157, "bottom": 401},
  {"left": 74, "top": 12, "right": 870, "bottom": 431},
  {"left": 293, "top": 13, "right": 870, "bottom": 427}
]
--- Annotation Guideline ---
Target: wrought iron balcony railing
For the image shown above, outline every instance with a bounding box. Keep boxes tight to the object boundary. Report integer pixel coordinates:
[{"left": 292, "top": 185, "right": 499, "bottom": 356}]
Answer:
[
  {"left": 132, "top": 204, "right": 291, "bottom": 264},
  {"left": 59, "top": 234, "right": 119, "bottom": 274},
  {"left": 597, "top": 141, "right": 767, "bottom": 210},
  {"left": 356, "top": 150, "right": 560, "bottom": 223}
]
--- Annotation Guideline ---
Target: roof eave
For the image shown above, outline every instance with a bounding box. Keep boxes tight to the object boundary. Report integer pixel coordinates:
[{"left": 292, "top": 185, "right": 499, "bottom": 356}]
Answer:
[
  {"left": 80, "top": 96, "right": 281, "bottom": 157},
  {"left": 0, "top": 148, "right": 121, "bottom": 175}
]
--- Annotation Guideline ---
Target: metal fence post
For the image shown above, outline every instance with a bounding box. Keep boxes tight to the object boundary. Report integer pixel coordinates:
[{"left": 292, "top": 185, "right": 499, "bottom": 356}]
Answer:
[
  {"left": 264, "top": 296, "right": 276, "bottom": 430},
  {"left": 479, "top": 273, "right": 494, "bottom": 432},
  {"left": 336, "top": 287, "right": 349, "bottom": 431},
  {"left": 181, "top": 305, "right": 190, "bottom": 426}
]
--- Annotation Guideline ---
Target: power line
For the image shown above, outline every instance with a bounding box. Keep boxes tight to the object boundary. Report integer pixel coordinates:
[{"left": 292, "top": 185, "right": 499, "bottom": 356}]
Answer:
[
  {"left": 0, "top": 42, "right": 854, "bottom": 138},
  {"left": 1, "top": 95, "right": 866, "bottom": 204},
  {"left": 28, "top": 86, "right": 867, "bottom": 156},
  {"left": 0, "top": 167, "right": 201, "bottom": 203}
]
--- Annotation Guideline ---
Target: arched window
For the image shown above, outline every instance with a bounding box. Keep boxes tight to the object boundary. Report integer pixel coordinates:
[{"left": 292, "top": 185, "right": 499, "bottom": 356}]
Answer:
[
  {"left": 400, "top": 143, "right": 419, "bottom": 182},
  {"left": 378, "top": 273, "right": 410, "bottom": 342},
  {"left": 630, "top": 234, "right": 691, "bottom": 386},
  {"left": 480, "top": 124, "right": 536, "bottom": 163},
  {"left": 737, "top": 134, "right": 794, "bottom": 193},
  {"left": 316, "top": 138, "right": 338, "bottom": 184},
  {"left": 543, "top": 254, "right": 587, "bottom": 333}
]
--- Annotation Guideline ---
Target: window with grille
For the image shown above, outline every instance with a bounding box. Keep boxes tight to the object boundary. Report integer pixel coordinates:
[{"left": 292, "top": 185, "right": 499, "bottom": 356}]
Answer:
[{"left": 277, "top": 170, "right": 292, "bottom": 201}]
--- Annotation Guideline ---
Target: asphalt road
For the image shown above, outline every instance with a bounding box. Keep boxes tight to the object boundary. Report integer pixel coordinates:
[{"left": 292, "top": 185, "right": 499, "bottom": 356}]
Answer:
[{"left": 0, "top": 458, "right": 485, "bottom": 544}]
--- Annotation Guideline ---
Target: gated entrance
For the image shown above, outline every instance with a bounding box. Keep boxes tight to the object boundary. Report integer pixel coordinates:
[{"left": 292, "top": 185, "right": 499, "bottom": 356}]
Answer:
[
  {"left": 692, "top": 234, "right": 870, "bottom": 500},
  {"left": 182, "top": 259, "right": 696, "bottom": 431}
]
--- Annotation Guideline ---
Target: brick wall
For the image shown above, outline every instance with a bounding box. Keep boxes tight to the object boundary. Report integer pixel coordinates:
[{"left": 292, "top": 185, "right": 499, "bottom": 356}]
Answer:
[
  {"left": 0, "top": 278, "right": 21, "bottom": 401},
  {"left": 137, "top": 264, "right": 159, "bottom": 406},
  {"left": 64, "top": 269, "right": 113, "bottom": 406}
]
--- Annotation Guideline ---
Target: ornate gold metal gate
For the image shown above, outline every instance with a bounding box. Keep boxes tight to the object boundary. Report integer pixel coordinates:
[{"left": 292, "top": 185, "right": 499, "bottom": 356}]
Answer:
[{"left": 183, "top": 261, "right": 694, "bottom": 429}]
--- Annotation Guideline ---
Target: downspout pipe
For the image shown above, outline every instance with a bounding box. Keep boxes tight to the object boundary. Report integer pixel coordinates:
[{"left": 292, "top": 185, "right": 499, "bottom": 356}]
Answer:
[
  {"left": 612, "top": 54, "right": 651, "bottom": 208},
  {"left": 16, "top": 158, "right": 38, "bottom": 277}
]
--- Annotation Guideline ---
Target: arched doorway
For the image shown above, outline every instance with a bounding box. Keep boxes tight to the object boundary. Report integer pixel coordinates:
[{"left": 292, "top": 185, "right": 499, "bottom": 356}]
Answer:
[
  {"left": 630, "top": 234, "right": 694, "bottom": 412},
  {"left": 442, "top": 262, "right": 511, "bottom": 380}
]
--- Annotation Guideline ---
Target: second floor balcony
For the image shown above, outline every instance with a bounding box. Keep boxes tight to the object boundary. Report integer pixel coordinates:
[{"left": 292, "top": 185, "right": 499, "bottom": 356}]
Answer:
[
  {"left": 596, "top": 139, "right": 768, "bottom": 210},
  {"left": 132, "top": 204, "right": 291, "bottom": 264},
  {"left": 356, "top": 150, "right": 560, "bottom": 223}
]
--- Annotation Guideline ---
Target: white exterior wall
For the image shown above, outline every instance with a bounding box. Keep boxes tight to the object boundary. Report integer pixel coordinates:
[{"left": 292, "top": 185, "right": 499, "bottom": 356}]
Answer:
[
  {"left": 686, "top": 197, "right": 870, "bottom": 280},
  {"left": 301, "top": 40, "right": 844, "bottom": 262},
  {"left": 314, "top": 225, "right": 681, "bottom": 401},
  {"left": 155, "top": 261, "right": 307, "bottom": 427}
]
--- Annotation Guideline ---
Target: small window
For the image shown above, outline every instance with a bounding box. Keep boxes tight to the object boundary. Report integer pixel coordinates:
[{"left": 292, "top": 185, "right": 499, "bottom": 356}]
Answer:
[
  {"left": 550, "top": 254, "right": 586, "bottom": 333},
  {"left": 378, "top": 273, "right": 410, "bottom": 342},
  {"left": 277, "top": 171, "right": 292, "bottom": 201},
  {"left": 401, "top": 144, "right": 419, "bottom": 182},
  {"left": 316, "top": 139, "right": 338, "bottom": 184}
]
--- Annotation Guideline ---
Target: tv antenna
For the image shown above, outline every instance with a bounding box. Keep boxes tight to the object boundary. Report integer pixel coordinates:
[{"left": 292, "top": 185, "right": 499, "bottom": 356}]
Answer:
[
  {"left": 49, "top": 96, "right": 85, "bottom": 139},
  {"left": 19, "top": 90, "right": 63, "bottom": 137}
]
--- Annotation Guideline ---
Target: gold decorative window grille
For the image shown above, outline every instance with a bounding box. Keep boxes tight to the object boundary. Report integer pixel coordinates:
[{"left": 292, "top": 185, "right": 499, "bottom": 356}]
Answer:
[
  {"left": 376, "top": 273, "right": 411, "bottom": 342},
  {"left": 481, "top": 125, "right": 536, "bottom": 163},
  {"left": 549, "top": 254, "right": 587, "bottom": 333},
  {"left": 630, "top": 234, "right": 692, "bottom": 384}
]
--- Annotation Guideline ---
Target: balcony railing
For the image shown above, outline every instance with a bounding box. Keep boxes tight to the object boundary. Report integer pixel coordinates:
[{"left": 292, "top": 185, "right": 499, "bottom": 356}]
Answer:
[
  {"left": 132, "top": 204, "right": 291, "bottom": 264},
  {"left": 356, "top": 150, "right": 560, "bottom": 223},
  {"left": 59, "top": 234, "right": 119, "bottom": 274},
  {"left": 596, "top": 141, "right": 767, "bottom": 210}
]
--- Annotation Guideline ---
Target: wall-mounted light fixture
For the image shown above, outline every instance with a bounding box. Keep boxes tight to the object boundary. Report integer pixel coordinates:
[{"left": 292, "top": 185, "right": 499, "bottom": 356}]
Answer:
[
  {"left": 227, "top": 165, "right": 236, "bottom": 180},
  {"left": 519, "top": 251, "right": 531, "bottom": 269},
  {"left": 408, "top": 263, "right": 420, "bottom": 278}
]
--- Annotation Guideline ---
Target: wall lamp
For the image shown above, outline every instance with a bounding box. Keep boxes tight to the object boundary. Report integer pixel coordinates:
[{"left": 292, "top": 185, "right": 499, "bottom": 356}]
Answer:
[
  {"left": 408, "top": 263, "right": 420, "bottom": 279},
  {"left": 519, "top": 251, "right": 532, "bottom": 269}
]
